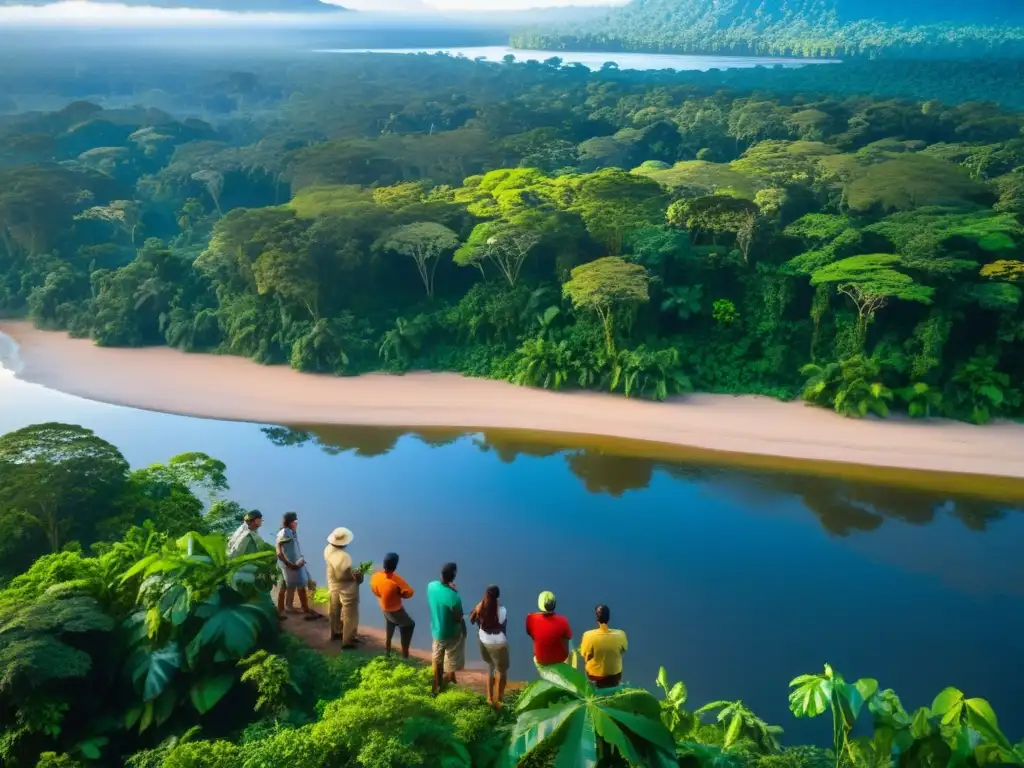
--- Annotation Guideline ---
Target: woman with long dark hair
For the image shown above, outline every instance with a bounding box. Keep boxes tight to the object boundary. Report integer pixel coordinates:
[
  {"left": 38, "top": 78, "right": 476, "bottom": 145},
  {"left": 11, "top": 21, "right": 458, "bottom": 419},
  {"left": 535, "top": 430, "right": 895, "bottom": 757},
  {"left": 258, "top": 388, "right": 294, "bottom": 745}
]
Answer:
[{"left": 470, "top": 584, "right": 509, "bottom": 709}]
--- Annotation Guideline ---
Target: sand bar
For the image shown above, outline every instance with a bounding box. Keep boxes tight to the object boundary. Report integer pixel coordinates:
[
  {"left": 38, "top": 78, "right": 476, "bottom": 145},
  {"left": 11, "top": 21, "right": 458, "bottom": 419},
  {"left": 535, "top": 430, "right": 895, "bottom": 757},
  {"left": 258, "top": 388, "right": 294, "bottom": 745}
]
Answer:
[{"left": 3, "top": 320, "right": 1024, "bottom": 482}]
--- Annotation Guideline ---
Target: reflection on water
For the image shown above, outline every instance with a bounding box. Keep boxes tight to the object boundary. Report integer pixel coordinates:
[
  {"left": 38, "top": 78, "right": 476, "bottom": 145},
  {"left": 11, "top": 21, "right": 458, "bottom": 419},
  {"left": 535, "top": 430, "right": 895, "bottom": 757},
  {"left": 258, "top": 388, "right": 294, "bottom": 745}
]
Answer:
[
  {"left": 4, "top": 371, "right": 1024, "bottom": 743},
  {"left": 264, "top": 425, "right": 1018, "bottom": 537}
]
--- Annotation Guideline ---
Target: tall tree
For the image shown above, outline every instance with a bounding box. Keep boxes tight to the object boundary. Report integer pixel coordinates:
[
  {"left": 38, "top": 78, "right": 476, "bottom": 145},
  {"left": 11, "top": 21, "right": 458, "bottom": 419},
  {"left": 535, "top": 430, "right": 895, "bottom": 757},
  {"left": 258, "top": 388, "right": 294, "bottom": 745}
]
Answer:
[
  {"left": 376, "top": 222, "right": 460, "bottom": 299},
  {"left": 454, "top": 216, "right": 542, "bottom": 286},
  {"left": 562, "top": 256, "right": 650, "bottom": 356},
  {"left": 0, "top": 423, "right": 129, "bottom": 553},
  {"left": 811, "top": 254, "right": 935, "bottom": 349}
]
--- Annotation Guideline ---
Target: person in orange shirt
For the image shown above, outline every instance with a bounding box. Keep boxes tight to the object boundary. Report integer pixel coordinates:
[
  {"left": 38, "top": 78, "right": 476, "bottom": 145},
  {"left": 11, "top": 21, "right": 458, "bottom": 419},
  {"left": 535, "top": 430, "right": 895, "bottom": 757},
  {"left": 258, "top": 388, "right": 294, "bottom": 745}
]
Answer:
[{"left": 369, "top": 552, "right": 416, "bottom": 657}]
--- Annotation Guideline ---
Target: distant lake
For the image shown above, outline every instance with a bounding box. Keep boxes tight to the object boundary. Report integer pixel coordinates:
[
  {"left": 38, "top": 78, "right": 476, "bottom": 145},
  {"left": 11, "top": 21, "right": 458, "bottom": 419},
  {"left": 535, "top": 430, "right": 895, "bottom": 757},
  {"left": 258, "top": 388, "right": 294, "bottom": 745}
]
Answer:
[
  {"left": 2, "top": 368, "right": 1022, "bottom": 744},
  {"left": 316, "top": 46, "right": 842, "bottom": 72}
]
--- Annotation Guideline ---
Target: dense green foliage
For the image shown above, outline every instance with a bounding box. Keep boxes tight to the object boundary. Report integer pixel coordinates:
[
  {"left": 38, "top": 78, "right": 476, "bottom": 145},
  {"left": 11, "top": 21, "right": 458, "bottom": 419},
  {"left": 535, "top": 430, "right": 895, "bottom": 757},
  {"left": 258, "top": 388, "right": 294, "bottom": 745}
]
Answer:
[
  {"left": 0, "top": 423, "right": 232, "bottom": 582},
  {"left": 513, "top": 0, "right": 1024, "bottom": 59},
  {"left": 2, "top": 424, "right": 1023, "bottom": 766},
  {"left": 1, "top": 52, "right": 1022, "bottom": 422}
]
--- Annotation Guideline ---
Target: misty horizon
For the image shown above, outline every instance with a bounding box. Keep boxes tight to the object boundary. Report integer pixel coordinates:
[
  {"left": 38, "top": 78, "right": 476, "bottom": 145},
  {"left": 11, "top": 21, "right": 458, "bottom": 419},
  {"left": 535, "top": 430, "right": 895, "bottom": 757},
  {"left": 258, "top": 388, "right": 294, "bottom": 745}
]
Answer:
[{"left": 0, "top": 0, "right": 627, "bottom": 25}]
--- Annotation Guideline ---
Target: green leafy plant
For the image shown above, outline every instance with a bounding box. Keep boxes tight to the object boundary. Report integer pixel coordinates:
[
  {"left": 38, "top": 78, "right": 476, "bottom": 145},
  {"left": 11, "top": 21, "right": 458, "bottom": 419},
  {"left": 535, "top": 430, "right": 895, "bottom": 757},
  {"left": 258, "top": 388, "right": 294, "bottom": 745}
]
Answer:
[
  {"left": 800, "top": 356, "right": 893, "bottom": 418},
  {"left": 512, "top": 337, "right": 576, "bottom": 390},
  {"left": 946, "top": 354, "right": 1021, "bottom": 424},
  {"left": 655, "top": 667, "right": 694, "bottom": 741},
  {"left": 378, "top": 316, "right": 427, "bottom": 369},
  {"left": 695, "top": 700, "right": 783, "bottom": 753},
  {"left": 238, "top": 650, "right": 299, "bottom": 718},
  {"left": 612, "top": 345, "right": 692, "bottom": 401},
  {"left": 120, "top": 532, "right": 278, "bottom": 732},
  {"left": 897, "top": 381, "right": 944, "bottom": 418},
  {"left": 661, "top": 284, "right": 703, "bottom": 321},
  {"left": 712, "top": 299, "right": 739, "bottom": 325},
  {"left": 789, "top": 664, "right": 878, "bottom": 768},
  {"left": 505, "top": 662, "right": 678, "bottom": 768}
]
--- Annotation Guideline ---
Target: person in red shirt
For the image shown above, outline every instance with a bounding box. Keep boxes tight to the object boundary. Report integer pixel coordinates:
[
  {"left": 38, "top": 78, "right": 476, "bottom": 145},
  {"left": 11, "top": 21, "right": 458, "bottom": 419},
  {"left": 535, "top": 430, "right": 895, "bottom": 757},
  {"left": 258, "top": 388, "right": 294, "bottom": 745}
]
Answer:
[{"left": 525, "top": 590, "right": 573, "bottom": 666}]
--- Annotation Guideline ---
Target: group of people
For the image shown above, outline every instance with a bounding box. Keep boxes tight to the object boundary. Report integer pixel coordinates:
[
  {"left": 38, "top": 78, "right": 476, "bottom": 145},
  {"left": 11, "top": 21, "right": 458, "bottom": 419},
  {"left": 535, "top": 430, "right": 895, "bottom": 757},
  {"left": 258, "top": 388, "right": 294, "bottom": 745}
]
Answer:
[{"left": 227, "top": 511, "right": 629, "bottom": 706}]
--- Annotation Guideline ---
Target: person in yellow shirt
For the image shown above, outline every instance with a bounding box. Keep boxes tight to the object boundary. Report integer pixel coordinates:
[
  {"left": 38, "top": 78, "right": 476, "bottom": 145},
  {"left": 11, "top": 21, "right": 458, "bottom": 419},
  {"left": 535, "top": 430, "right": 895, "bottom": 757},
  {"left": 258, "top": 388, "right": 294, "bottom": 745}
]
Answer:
[
  {"left": 324, "top": 527, "right": 361, "bottom": 648},
  {"left": 579, "top": 604, "right": 628, "bottom": 689}
]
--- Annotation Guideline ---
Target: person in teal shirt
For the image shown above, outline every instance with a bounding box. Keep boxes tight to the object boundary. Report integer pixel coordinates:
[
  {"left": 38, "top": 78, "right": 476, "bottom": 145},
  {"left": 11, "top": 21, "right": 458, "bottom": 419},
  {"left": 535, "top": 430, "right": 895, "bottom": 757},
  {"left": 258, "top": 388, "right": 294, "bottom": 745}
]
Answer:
[{"left": 427, "top": 561, "right": 465, "bottom": 695}]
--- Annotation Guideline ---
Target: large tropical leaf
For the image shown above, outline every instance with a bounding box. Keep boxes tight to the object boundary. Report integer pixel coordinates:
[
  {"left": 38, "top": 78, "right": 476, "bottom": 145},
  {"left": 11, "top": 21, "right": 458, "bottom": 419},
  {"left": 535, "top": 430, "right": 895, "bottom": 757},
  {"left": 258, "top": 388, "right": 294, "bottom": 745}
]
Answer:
[
  {"left": 536, "top": 662, "right": 592, "bottom": 696},
  {"left": 591, "top": 707, "right": 642, "bottom": 765},
  {"left": 553, "top": 705, "right": 597, "bottom": 768},
  {"left": 506, "top": 702, "right": 581, "bottom": 765},
  {"left": 788, "top": 673, "right": 832, "bottom": 718},
  {"left": 601, "top": 704, "right": 677, "bottom": 756},
  {"left": 189, "top": 673, "right": 235, "bottom": 715},
  {"left": 191, "top": 603, "right": 264, "bottom": 662},
  {"left": 158, "top": 584, "right": 191, "bottom": 626},
  {"left": 517, "top": 680, "right": 573, "bottom": 713},
  {"left": 128, "top": 642, "right": 181, "bottom": 702}
]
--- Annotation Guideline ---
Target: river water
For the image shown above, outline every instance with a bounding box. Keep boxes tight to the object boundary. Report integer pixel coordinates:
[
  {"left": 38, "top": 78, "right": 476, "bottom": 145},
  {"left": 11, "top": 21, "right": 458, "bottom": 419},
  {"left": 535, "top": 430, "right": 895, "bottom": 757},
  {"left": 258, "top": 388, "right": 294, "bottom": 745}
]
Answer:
[
  {"left": 316, "top": 46, "right": 841, "bottom": 71},
  {"left": 1, "top": 365, "right": 1022, "bottom": 743}
]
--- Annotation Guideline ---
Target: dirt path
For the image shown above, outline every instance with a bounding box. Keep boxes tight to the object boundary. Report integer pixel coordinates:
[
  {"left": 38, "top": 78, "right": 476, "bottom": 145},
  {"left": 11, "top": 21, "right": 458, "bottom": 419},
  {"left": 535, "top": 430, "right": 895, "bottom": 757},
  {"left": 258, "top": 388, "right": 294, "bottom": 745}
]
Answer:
[{"left": 278, "top": 596, "right": 522, "bottom": 697}]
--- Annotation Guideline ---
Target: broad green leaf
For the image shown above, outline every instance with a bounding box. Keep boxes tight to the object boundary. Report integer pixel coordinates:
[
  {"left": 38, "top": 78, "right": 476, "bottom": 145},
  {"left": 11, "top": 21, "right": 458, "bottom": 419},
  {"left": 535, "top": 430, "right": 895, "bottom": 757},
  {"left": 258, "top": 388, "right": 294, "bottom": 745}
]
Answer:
[
  {"left": 911, "top": 707, "right": 933, "bottom": 739},
  {"left": 978, "top": 385, "right": 1004, "bottom": 405},
  {"left": 932, "top": 687, "right": 964, "bottom": 717},
  {"left": 123, "top": 706, "right": 142, "bottom": 730},
  {"left": 138, "top": 702, "right": 154, "bottom": 734},
  {"left": 516, "top": 680, "right": 569, "bottom": 713},
  {"left": 190, "top": 673, "right": 235, "bottom": 714},
  {"left": 129, "top": 643, "right": 181, "bottom": 702},
  {"left": 855, "top": 678, "right": 879, "bottom": 703},
  {"left": 554, "top": 706, "right": 596, "bottom": 768},
  {"left": 159, "top": 584, "right": 190, "bottom": 626},
  {"left": 603, "top": 704, "right": 678, "bottom": 755},
  {"left": 892, "top": 727, "right": 915, "bottom": 755},
  {"left": 536, "top": 662, "right": 592, "bottom": 696},
  {"left": 195, "top": 604, "right": 263, "bottom": 660},
  {"left": 507, "top": 703, "right": 580, "bottom": 762},
  {"left": 591, "top": 706, "right": 642, "bottom": 766},
  {"left": 153, "top": 688, "right": 176, "bottom": 727},
  {"left": 789, "top": 679, "right": 830, "bottom": 718},
  {"left": 77, "top": 736, "right": 108, "bottom": 760},
  {"left": 119, "top": 553, "right": 160, "bottom": 583},
  {"left": 873, "top": 724, "right": 895, "bottom": 757},
  {"left": 604, "top": 690, "right": 664, "bottom": 722},
  {"left": 966, "top": 698, "right": 1009, "bottom": 748},
  {"left": 965, "top": 698, "right": 999, "bottom": 730},
  {"left": 789, "top": 674, "right": 824, "bottom": 686}
]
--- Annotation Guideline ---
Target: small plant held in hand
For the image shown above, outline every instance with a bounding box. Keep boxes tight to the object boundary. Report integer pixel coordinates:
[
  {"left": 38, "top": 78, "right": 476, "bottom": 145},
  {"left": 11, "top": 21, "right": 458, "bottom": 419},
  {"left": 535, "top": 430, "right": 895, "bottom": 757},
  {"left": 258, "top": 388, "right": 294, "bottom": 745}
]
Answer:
[{"left": 357, "top": 560, "right": 374, "bottom": 575}]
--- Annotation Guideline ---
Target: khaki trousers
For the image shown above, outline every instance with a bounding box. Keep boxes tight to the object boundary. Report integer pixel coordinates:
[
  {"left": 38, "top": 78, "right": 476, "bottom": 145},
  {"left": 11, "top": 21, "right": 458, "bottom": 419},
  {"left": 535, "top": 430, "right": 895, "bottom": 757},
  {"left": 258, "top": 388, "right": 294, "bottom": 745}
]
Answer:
[{"left": 329, "top": 588, "right": 359, "bottom": 644}]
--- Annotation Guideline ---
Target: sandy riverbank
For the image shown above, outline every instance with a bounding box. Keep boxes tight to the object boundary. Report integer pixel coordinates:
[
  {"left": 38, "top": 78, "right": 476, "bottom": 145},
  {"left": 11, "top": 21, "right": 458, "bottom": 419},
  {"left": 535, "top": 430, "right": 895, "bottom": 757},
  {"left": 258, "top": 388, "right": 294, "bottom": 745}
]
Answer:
[{"left": 3, "top": 320, "right": 1024, "bottom": 480}]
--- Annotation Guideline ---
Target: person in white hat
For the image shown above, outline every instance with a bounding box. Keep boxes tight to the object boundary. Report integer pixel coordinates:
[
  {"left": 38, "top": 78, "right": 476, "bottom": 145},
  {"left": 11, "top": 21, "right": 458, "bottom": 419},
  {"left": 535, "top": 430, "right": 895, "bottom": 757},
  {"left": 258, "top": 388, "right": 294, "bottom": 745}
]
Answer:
[{"left": 324, "top": 527, "right": 361, "bottom": 647}]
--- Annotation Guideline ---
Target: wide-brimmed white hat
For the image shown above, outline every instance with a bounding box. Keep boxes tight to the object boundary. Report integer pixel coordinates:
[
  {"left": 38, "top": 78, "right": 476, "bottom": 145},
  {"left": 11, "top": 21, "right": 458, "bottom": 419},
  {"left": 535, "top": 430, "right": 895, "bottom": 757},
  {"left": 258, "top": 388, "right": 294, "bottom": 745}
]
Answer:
[{"left": 327, "top": 527, "right": 354, "bottom": 547}]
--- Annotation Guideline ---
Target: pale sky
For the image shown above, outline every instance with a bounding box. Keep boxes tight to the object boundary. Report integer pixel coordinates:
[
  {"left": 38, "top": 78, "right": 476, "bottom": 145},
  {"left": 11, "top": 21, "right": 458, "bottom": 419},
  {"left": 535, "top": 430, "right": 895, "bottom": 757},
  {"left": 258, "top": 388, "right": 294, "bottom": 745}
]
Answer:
[
  {"left": 0, "top": 0, "right": 625, "bottom": 25},
  {"left": 330, "top": 0, "right": 623, "bottom": 9}
]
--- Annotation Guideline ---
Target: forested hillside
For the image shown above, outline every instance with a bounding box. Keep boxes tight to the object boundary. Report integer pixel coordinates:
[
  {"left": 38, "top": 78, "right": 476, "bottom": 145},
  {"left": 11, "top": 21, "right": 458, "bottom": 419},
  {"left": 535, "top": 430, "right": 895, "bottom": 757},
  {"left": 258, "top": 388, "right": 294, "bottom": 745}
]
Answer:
[
  {"left": 1, "top": 52, "right": 1023, "bottom": 423},
  {"left": 512, "top": 0, "right": 1024, "bottom": 58}
]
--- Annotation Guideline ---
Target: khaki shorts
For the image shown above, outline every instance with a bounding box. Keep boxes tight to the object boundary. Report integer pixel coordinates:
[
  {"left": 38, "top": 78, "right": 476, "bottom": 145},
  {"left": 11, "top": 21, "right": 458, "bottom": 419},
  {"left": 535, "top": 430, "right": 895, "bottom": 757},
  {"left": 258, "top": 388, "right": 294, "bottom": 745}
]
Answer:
[
  {"left": 479, "top": 641, "right": 510, "bottom": 674},
  {"left": 432, "top": 632, "right": 466, "bottom": 674}
]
